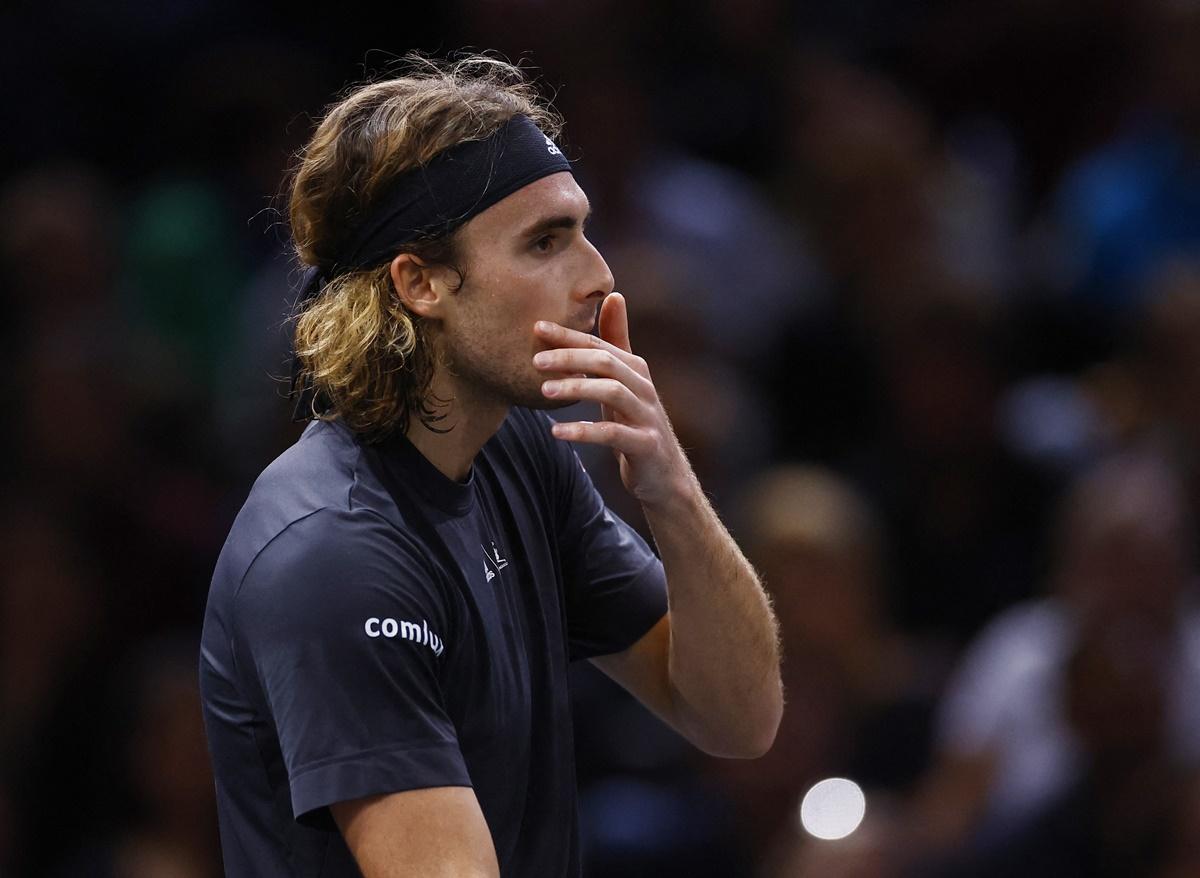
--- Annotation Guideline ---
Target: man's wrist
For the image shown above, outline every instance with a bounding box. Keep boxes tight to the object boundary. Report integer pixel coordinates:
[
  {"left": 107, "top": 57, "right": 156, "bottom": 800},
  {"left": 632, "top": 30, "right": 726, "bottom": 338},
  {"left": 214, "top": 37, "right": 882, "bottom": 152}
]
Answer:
[{"left": 640, "top": 469, "right": 706, "bottom": 520}]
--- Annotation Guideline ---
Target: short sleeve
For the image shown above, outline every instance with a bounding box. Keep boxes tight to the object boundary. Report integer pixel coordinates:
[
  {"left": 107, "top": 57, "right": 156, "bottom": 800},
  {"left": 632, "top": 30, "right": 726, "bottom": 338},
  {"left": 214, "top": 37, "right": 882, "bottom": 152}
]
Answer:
[
  {"left": 234, "top": 507, "right": 470, "bottom": 827},
  {"left": 552, "top": 438, "right": 668, "bottom": 661}
]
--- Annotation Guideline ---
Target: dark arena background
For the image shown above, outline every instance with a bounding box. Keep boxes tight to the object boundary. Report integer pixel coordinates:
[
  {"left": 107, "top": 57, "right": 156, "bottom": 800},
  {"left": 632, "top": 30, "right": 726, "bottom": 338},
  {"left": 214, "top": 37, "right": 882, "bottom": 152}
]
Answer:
[{"left": 4, "top": 0, "right": 1200, "bottom": 875}]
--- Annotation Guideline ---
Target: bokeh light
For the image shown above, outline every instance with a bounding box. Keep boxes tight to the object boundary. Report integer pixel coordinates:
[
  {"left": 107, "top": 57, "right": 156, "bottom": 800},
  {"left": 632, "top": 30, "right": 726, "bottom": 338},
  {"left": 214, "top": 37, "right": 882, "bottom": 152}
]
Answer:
[{"left": 799, "top": 778, "right": 866, "bottom": 841}]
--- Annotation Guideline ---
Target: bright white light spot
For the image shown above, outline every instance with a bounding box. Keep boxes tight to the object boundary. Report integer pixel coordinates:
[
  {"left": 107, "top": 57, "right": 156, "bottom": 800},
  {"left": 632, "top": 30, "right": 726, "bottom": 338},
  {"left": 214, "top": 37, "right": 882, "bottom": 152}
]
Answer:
[{"left": 799, "top": 777, "right": 866, "bottom": 840}]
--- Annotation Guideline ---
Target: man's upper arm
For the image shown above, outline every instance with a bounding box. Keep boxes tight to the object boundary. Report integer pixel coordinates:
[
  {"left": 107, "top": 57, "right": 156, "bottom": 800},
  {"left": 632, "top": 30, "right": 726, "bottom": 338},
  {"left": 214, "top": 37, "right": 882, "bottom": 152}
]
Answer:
[
  {"left": 332, "top": 787, "right": 500, "bottom": 878},
  {"left": 236, "top": 508, "right": 470, "bottom": 827}
]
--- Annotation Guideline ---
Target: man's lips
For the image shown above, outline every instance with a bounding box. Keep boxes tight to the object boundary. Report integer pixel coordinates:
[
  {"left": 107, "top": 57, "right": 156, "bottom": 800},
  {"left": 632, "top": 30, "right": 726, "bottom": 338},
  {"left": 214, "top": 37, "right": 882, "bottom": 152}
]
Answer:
[{"left": 534, "top": 314, "right": 602, "bottom": 380}]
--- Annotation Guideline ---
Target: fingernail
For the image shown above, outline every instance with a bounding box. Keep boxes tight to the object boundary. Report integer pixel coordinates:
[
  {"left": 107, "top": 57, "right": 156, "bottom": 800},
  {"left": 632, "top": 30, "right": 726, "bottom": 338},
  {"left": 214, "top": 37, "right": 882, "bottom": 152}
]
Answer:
[
  {"left": 542, "top": 380, "right": 558, "bottom": 396},
  {"left": 533, "top": 351, "right": 550, "bottom": 366},
  {"left": 535, "top": 321, "right": 551, "bottom": 332}
]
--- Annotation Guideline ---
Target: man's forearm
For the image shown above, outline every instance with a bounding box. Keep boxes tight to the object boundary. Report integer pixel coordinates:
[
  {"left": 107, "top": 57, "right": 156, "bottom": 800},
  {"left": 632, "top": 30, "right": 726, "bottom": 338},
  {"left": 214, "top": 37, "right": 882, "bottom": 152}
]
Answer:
[
  {"left": 643, "top": 474, "right": 783, "bottom": 758},
  {"left": 531, "top": 304, "right": 782, "bottom": 756}
]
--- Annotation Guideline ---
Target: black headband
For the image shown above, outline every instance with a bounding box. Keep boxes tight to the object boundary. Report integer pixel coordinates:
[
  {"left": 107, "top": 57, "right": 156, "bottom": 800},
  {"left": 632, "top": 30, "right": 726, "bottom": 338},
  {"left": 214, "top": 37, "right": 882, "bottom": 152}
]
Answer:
[
  {"left": 290, "top": 114, "right": 572, "bottom": 419},
  {"left": 332, "top": 113, "right": 572, "bottom": 274}
]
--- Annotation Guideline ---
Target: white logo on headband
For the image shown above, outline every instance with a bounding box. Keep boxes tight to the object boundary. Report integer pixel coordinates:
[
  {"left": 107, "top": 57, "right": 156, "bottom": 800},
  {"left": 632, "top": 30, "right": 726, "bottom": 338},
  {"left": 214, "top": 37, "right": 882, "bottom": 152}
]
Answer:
[{"left": 545, "top": 135, "right": 562, "bottom": 157}]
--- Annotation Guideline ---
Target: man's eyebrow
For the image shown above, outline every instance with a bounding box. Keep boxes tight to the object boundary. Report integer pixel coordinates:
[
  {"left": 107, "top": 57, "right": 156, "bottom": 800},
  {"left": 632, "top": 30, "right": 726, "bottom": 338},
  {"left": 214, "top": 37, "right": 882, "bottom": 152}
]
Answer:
[{"left": 520, "top": 207, "right": 593, "bottom": 239}]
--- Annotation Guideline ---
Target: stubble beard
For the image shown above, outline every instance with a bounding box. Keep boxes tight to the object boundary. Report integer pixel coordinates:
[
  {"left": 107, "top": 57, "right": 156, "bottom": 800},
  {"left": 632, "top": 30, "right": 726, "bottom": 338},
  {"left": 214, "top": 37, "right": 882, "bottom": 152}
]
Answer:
[
  {"left": 441, "top": 333, "right": 570, "bottom": 412},
  {"left": 436, "top": 282, "right": 591, "bottom": 414}
]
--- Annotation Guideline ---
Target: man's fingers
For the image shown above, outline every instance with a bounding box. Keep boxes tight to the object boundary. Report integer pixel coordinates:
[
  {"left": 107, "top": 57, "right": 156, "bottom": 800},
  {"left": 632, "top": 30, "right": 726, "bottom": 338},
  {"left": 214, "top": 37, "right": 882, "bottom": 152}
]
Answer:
[
  {"left": 533, "top": 320, "right": 648, "bottom": 376},
  {"left": 532, "top": 348, "right": 654, "bottom": 397},
  {"left": 599, "top": 292, "right": 632, "bottom": 354},
  {"left": 550, "top": 419, "right": 652, "bottom": 455},
  {"left": 541, "top": 377, "right": 648, "bottom": 420}
]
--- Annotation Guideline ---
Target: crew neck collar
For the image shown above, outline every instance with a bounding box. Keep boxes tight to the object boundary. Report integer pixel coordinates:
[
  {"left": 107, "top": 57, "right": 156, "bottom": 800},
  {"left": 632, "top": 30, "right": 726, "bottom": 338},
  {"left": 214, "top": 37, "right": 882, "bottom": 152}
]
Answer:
[{"left": 375, "top": 428, "right": 477, "bottom": 516}]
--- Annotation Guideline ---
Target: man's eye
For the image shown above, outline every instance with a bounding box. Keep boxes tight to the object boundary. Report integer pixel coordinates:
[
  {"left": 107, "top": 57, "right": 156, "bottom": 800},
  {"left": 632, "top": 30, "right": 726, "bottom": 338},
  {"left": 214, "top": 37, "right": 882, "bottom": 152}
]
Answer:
[{"left": 534, "top": 234, "right": 555, "bottom": 253}]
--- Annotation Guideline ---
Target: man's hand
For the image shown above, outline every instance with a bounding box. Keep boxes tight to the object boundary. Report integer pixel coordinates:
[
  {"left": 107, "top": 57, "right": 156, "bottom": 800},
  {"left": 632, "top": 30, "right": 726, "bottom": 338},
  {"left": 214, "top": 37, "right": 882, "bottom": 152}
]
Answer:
[
  {"left": 536, "top": 291, "right": 783, "bottom": 759},
  {"left": 533, "top": 292, "right": 693, "bottom": 507}
]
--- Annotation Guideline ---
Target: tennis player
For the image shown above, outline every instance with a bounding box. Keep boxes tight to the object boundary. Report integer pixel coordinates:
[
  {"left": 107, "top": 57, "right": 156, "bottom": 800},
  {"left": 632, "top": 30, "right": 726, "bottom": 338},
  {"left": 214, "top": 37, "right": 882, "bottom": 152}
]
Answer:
[{"left": 199, "top": 55, "right": 782, "bottom": 877}]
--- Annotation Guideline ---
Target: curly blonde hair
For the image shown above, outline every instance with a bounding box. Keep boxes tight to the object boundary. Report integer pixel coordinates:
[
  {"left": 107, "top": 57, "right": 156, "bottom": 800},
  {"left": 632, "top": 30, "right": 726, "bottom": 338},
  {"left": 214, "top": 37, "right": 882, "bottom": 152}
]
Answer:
[{"left": 288, "top": 55, "right": 563, "bottom": 441}]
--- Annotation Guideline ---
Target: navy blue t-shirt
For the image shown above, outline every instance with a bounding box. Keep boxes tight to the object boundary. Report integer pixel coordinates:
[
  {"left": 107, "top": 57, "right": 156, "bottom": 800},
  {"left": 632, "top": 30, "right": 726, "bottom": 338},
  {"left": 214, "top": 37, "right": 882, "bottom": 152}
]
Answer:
[{"left": 199, "top": 407, "right": 667, "bottom": 876}]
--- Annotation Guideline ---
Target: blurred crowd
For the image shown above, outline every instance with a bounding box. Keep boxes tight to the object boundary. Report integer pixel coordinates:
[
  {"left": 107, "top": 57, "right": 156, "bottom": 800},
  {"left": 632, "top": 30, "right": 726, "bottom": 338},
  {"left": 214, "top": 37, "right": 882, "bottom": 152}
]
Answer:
[{"left": 5, "top": 0, "right": 1200, "bottom": 875}]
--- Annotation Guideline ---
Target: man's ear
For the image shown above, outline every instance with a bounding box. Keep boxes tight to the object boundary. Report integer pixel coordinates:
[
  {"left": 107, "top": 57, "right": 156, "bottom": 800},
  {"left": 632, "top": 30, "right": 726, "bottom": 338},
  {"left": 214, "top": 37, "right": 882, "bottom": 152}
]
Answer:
[{"left": 390, "top": 253, "right": 453, "bottom": 318}]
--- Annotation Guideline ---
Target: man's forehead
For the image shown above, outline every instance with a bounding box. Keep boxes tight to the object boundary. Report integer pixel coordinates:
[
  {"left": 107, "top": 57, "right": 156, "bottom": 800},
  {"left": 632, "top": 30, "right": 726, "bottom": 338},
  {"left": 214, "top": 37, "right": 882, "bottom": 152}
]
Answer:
[{"left": 468, "top": 172, "right": 589, "bottom": 231}]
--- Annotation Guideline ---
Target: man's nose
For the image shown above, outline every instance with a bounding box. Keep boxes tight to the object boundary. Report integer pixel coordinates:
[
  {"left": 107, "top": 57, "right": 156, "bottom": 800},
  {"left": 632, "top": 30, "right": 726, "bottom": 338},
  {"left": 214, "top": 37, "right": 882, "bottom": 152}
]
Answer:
[{"left": 576, "top": 237, "right": 614, "bottom": 302}]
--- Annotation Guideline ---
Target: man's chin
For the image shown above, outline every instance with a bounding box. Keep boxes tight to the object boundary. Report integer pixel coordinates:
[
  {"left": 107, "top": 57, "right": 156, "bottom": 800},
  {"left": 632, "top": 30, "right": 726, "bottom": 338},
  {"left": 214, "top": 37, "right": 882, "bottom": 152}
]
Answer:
[
  {"left": 507, "top": 375, "right": 584, "bottom": 411},
  {"left": 520, "top": 394, "right": 576, "bottom": 411}
]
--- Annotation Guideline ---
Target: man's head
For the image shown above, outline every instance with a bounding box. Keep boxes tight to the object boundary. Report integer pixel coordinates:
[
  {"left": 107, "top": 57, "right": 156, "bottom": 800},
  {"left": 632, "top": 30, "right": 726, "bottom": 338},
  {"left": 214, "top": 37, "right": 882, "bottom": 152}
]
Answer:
[
  {"left": 289, "top": 55, "right": 612, "bottom": 440},
  {"left": 1053, "top": 451, "right": 1194, "bottom": 630}
]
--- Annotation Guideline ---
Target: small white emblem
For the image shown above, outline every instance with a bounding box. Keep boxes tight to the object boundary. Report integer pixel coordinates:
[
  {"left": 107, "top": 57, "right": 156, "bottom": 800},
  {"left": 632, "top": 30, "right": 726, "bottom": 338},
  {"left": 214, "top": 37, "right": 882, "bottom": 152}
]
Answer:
[
  {"left": 482, "top": 542, "right": 509, "bottom": 584},
  {"left": 545, "top": 135, "right": 562, "bottom": 157}
]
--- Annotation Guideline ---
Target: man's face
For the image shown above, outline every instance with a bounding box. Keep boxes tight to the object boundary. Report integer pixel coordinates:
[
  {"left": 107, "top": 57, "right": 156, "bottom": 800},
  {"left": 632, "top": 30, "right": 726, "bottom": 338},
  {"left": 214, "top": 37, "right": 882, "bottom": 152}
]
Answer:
[{"left": 436, "top": 171, "right": 614, "bottom": 409}]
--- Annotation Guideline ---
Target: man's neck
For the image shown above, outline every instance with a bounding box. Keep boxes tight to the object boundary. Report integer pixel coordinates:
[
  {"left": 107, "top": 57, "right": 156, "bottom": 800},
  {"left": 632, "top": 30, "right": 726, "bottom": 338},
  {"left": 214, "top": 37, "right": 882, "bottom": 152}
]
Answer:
[{"left": 404, "top": 372, "right": 508, "bottom": 483}]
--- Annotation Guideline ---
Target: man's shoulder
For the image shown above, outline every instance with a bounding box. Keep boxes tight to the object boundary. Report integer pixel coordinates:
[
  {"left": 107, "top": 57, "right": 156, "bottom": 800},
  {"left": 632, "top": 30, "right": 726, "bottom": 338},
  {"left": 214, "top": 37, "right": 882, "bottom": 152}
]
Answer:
[
  {"left": 252, "top": 419, "right": 360, "bottom": 506},
  {"left": 230, "top": 423, "right": 355, "bottom": 551},
  {"left": 252, "top": 418, "right": 412, "bottom": 523},
  {"left": 212, "top": 421, "right": 415, "bottom": 599},
  {"left": 236, "top": 504, "right": 437, "bottom": 611}
]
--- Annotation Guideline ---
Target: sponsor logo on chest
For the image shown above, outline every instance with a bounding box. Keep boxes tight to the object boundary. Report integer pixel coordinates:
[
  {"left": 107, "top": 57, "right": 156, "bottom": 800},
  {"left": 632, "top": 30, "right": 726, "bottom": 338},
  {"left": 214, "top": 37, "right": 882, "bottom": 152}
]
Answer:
[{"left": 482, "top": 541, "right": 509, "bottom": 584}]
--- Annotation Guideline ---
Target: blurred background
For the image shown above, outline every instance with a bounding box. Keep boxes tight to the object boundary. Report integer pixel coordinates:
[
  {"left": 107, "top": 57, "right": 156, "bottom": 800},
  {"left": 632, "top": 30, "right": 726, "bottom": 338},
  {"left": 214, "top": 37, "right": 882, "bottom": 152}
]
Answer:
[{"left": 5, "top": 0, "right": 1200, "bottom": 875}]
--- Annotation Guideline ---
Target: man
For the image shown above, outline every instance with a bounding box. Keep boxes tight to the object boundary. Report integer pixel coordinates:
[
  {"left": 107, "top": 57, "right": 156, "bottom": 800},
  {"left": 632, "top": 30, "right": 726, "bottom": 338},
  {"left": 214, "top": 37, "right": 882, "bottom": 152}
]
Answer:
[{"left": 200, "top": 56, "right": 782, "bottom": 877}]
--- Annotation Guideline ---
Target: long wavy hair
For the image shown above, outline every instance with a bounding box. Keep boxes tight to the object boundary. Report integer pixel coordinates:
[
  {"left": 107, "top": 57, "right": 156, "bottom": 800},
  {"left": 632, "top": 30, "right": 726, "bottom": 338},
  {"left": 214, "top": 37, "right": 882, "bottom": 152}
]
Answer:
[{"left": 287, "top": 55, "right": 563, "bottom": 441}]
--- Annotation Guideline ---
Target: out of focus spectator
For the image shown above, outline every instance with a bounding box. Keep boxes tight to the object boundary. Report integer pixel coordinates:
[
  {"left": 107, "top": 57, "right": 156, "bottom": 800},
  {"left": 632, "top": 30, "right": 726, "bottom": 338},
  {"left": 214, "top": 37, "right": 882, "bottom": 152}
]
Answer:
[
  {"left": 717, "top": 466, "right": 937, "bottom": 867},
  {"left": 762, "top": 56, "right": 1056, "bottom": 643},
  {"left": 856, "top": 290, "right": 1055, "bottom": 643},
  {"left": 937, "top": 615, "right": 1192, "bottom": 877},
  {"left": 1134, "top": 260, "right": 1200, "bottom": 527},
  {"left": 51, "top": 637, "right": 220, "bottom": 878},
  {"left": 0, "top": 164, "right": 120, "bottom": 337},
  {"left": 0, "top": 503, "right": 108, "bottom": 876},
  {"left": 1042, "top": 0, "right": 1200, "bottom": 316},
  {"left": 908, "top": 451, "right": 1200, "bottom": 872}
]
